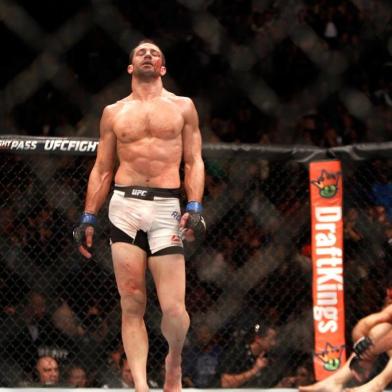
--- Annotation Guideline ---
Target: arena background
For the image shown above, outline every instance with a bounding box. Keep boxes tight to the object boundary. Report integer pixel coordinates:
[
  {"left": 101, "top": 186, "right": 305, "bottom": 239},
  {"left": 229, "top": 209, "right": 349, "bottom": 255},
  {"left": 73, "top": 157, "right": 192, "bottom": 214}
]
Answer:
[{"left": 1, "top": 0, "right": 392, "bottom": 390}]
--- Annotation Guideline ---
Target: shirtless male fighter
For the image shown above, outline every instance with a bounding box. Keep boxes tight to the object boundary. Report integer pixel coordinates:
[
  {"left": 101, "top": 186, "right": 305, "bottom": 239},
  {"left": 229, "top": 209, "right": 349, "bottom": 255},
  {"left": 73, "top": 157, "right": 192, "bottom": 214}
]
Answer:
[{"left": 73, "top": 39, "right": 205, "bottom": 392}]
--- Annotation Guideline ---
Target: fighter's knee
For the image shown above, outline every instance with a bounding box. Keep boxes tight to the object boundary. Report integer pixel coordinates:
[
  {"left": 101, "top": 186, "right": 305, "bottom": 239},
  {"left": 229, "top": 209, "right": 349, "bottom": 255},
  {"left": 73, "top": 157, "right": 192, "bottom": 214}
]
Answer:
[
  {"left": 352, "top": 319, "right": 367, "bottom": 341},
  {"left": 120, "top": 291, "right": 146, "bottom": 316},
  {"left": 161, "top": 302, "right": 187, "bottom": 319},
  {"left": 352, "top": 326, "right": 362, "bottom": 342}
]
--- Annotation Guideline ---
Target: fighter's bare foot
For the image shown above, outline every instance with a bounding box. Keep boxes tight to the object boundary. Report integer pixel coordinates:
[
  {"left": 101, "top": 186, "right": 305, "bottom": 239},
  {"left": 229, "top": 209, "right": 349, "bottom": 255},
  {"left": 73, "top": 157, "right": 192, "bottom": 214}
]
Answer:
[
  {"left": 163, "top": 354, "right": 182, "bottom": 392},
  {"left": 344, "top": 378, "right": 384, "bottom": 392},
  {"left": 299, "top": 379, "right": 344, "bottom": 392},
  {"left": 134, "top": 387, "right": 149, "bottom": 392}
]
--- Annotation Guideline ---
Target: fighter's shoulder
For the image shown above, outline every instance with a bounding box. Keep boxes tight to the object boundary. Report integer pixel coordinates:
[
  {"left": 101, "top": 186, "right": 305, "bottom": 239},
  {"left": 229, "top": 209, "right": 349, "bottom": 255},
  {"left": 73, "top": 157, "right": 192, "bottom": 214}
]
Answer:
[
  {"left": 101, "top": 100, "right": 126, "bottom": 120},
  {"left": 105, "top": 98, "right": 128, "bottom": 112},
  {"left": 164, "top": 90, "right": 193, "bottom": 104},
  {"left": 101, "top": 103, "right": 114, "bottom": 117},
  {"left": 166, "top": 93, "right": 195, "bottom": 113}
]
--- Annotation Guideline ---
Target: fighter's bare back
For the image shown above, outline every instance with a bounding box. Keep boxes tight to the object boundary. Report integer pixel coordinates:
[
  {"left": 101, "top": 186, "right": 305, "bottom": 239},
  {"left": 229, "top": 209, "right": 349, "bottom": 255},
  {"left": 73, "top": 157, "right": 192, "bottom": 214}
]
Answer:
[{"left": 106, "top": 91, "right": 192, "bottom": 188}]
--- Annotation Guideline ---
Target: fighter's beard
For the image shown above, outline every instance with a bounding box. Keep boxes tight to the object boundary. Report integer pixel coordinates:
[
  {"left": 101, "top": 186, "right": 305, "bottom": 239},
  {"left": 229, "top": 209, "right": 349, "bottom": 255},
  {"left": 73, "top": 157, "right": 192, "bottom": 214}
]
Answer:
[{"left": 133, "top": 68, "right": 160, "bottom": 82}]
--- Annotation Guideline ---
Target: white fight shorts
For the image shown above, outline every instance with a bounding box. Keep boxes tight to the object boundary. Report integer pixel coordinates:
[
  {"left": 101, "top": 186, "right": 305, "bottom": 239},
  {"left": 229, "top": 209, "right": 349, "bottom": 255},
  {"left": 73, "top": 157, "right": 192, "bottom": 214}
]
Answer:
[{"left": 108, "top": 185, "right": 184, "bottom": 256}]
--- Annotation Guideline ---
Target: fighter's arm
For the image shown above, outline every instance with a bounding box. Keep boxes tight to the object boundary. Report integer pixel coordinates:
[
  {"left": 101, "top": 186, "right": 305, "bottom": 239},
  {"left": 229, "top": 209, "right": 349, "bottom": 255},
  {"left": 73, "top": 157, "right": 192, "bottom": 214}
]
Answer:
[
  {"left": 346, "top": 354, "right": 392, "bottom": 392},
  {"left": 180, "top": 98, "right": 205, "bottom": 240},
  {"left": 220, "top": 354, "right": 268, "bottom": 388},
  {"left": 350, "top": 305, "right": 392, "bottom": 363},
  {"left": 221, "top": 369, "right": 259, "bottom": 388},
  {"left": 84, "top": 106, "right": 117, "bottom": 214},
  {"left": 181, "top": 98, "right": 204, "bottom": 203},
  {"left": 74, "top": 106, "right": 116, "bottom": 258}
]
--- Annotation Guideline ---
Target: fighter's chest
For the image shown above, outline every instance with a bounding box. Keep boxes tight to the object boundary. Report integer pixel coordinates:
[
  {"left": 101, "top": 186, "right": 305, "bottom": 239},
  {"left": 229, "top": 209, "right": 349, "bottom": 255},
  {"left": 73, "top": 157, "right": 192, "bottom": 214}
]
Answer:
[{"left": 114, "top": 102, "right": 184, "bottom": 140}]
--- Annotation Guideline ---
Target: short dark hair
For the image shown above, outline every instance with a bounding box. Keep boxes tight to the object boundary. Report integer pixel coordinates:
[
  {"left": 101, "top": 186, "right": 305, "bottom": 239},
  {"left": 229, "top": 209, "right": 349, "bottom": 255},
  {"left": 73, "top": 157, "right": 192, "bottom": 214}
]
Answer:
[
  {"left": 245, "top": 322, "right": 274, "bottom": 343},
  {"left": 129, "top": 39, "right": 166, "bottom": 66}
]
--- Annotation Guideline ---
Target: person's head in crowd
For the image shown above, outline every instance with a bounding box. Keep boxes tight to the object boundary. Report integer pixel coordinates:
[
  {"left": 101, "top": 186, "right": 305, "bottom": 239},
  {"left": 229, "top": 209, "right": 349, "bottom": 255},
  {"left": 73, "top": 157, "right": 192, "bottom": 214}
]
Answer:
[
  {"left": 245, "top": 322, "right": 277, "bottom": 355},
  {"left": 192, "top": 323, "right": 217, "bottom": 348},
  {"left": 108, "top": 343, "right": 125, "bottom": 372},
  {"left": 24, "top": 291, "right": 47, "bottom": 323},
  {"left": 276, "top": 361, "right": 314, "bottom": 388},
  {"left": 373, "top": 205, "right": 388, "bottom": 224},
  {"left": 294, "top": 363, "right": 314, "bottom": 386},
  {"left": 35, "top": 355, "right": 60, "bottom": 385},
  {"left": 296, "top": 113, "right": 322, "bottom": 145},
  {"left": 66, "top": 365, "right": 88, "bottom": 387}
]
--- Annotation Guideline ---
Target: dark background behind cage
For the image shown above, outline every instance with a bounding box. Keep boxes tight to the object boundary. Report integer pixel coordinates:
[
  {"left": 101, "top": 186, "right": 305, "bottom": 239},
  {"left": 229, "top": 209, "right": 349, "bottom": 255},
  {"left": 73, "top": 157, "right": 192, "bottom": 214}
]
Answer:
[
  {"left": 1, "top": 0, "right": 392, "bottom": 145},
  {"left": 1, "top": 141, "right": 392, "bottom": 387},
  {"left": 1, "top": 0, "right": 392, "bottom": 388}
]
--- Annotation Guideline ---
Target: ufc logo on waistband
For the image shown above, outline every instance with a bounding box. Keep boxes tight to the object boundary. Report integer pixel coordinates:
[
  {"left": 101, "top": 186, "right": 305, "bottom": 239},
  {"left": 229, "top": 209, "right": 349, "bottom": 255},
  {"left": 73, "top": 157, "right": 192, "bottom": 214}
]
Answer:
[{"left": 132, "top": 189, "right": 148, "bottom": 197}]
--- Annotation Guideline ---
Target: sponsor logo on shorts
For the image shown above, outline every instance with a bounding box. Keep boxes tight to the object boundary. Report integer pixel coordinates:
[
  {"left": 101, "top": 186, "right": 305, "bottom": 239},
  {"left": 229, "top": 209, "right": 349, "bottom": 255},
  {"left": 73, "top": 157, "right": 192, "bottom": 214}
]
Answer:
[
  {"left": 131, "top": 189, "right": 148, "bottom": 197},
  {"left": 171, "top": 211, "right": 181, "bottom": 221}
]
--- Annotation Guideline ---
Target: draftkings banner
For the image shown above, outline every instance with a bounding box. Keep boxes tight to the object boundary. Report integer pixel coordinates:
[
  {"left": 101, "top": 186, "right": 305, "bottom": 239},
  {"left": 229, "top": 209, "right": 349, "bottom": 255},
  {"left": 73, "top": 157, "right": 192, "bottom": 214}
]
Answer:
[{"left": 309, "top": 160, "right": 346, "bottom": 380}]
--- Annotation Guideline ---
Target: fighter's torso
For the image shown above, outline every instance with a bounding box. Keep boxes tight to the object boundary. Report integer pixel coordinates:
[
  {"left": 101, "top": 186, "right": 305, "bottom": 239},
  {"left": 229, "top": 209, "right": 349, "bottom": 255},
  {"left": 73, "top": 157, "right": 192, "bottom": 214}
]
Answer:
[{"left": 110, "top": 94, "right": 186, "bottom": 188}]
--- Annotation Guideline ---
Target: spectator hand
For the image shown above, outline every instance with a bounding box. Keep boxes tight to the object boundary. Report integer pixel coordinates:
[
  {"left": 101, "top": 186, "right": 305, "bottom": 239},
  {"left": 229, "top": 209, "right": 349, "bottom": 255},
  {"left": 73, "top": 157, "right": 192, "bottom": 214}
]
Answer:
[{"left": 254, "top": 351, "right": 269, "bottom": 373}]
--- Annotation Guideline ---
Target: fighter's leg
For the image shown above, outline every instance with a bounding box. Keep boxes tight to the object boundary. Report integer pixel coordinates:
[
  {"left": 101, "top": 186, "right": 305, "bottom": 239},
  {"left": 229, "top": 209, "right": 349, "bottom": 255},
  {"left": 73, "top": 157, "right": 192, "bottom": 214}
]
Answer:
[
  {"left": 352, "top": 322, "right": 392, "bottom": 360},
  {"left": 299, "top": 308, "right": 392, "bottom": 392},
  {"left": 298, "top": 355, "right": 355, "bottom": 392},
  {"left": 351, "top": 304, "right": 392, "bottom": 361},
  {"left": 112, "top": 242, "right": 149, "bottom": 392},
  {"left": 348, "top": 323, "right": 392, "bottom": 383},
  {"left": 149, "top": 253, "right": 190, "bottom": 392},
  {"left": 344, "top": 350, "right": 392, "bottom": 392},
  {"left": 298, "top": 319, "right": 374, "bottom": 391}
]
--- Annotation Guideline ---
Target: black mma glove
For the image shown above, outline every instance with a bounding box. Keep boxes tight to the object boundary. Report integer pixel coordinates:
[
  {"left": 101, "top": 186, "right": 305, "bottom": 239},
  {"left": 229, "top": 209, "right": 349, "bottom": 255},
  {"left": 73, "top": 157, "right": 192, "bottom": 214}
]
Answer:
[
  {"left": 73, "top": 212, "right": 97, "bottom": 251},
  {"left": 353, "top": 336, "right": 373, "bottom": 359},
  {"left": 185, "top": 201, "right": 206, "bottom": 242}
]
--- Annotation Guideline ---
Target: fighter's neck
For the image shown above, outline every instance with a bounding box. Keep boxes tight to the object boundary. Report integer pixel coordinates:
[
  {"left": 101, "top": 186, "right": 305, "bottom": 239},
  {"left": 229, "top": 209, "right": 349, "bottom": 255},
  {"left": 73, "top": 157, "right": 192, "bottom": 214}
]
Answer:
[{"left": 131, "top": 77, "right": 164, "bottom": 100}]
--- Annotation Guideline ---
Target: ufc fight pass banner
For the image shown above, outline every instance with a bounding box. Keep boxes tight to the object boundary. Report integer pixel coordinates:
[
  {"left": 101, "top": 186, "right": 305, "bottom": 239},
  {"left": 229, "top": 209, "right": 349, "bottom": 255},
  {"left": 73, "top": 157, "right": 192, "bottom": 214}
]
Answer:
[{"left": 309, "top": 160, "right": 346, "bottom": 380}]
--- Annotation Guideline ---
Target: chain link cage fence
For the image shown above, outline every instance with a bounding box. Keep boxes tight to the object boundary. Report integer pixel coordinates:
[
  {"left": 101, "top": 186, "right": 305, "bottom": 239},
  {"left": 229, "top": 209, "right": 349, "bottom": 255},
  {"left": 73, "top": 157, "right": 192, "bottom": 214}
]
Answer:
[
  {"left": 1, "top": 137, "right": 392, "bottom": 388},
  {"left": 2, "top": 0, "right": 392, "bottom": 147}
]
